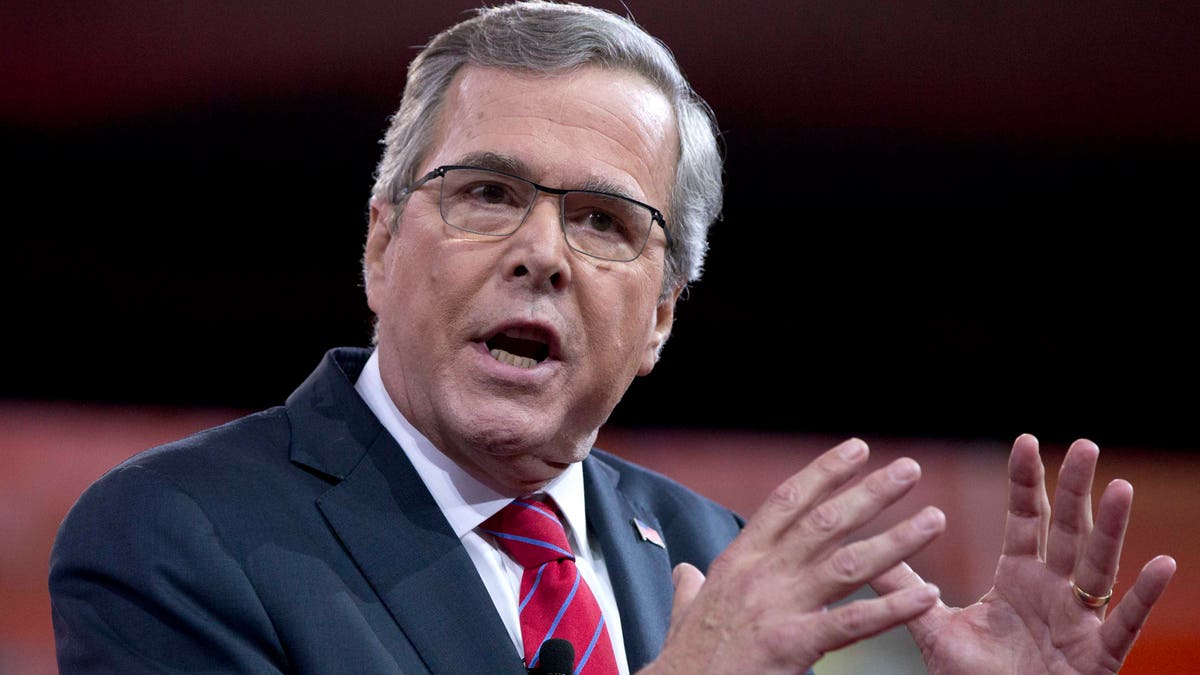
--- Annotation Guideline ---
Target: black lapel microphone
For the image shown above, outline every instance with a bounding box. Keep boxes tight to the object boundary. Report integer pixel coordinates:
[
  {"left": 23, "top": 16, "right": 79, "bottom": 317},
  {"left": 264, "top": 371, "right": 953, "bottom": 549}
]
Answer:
[{"left": 528, "top": 638, "right": 575, "bottom": 675}]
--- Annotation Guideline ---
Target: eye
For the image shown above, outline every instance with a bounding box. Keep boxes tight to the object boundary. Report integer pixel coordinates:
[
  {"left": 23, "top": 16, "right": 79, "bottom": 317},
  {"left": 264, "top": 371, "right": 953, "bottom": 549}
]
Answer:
[
  {"left": 464, "top": 181, "right": 519, "bottom": 206},
  {"left": 566, "top": 194, "right": 636, "bottom": 235},
  {"left": 585, "top": 210, "right": 618, "bottom": 233}
]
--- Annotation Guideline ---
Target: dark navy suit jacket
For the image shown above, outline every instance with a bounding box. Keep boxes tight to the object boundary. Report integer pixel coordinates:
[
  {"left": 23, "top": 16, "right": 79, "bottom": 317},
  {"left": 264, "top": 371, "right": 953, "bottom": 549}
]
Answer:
[{"left": 50, "top": 348, "right": 744, "bottom": 673}]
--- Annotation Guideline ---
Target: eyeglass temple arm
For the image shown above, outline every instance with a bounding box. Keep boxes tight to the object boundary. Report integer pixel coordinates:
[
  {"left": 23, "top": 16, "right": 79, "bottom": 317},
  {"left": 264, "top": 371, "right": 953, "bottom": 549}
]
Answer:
[{"left": 391, "top": 167, "right": 447, "bottom": 202}]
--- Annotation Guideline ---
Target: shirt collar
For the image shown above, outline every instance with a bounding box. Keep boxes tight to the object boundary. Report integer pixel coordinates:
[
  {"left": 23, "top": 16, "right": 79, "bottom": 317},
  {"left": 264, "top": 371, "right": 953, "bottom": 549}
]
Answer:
[{"left": 353, "top": 350, "right": 589, "bottom": 551}]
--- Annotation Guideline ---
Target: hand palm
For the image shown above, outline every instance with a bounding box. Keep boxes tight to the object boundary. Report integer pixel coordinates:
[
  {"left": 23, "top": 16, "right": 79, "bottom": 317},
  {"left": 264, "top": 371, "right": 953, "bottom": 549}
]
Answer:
[
  {"left": 873, "top": 436, "right": 1175, "bottom": 675},
  {"left": 918, "top": 555, "right": 1115, "bottom": 674}
]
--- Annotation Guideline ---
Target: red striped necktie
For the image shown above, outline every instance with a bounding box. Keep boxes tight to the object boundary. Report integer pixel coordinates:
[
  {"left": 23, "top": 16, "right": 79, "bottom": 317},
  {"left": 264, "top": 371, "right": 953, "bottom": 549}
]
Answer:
[{"left": 482, "top": 498, "right": 619, "bottom": 674}]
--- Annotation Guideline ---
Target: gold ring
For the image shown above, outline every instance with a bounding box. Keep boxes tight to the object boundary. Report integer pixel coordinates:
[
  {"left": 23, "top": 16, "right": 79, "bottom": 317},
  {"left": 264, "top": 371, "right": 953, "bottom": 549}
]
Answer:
[{"left": 1072, "top": 582, "right": 1113, "bottom": 609}]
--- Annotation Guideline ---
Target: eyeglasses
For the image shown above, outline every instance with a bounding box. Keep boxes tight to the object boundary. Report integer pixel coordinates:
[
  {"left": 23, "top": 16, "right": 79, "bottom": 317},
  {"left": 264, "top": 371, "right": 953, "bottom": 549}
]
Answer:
[{"left": 394, "top": 165, "right": 670, "bottom": 262}]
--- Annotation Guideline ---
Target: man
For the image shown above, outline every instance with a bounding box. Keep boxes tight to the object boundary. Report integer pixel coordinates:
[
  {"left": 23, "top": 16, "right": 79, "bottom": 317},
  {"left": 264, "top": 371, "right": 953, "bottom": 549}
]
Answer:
[{"left": 50, "top": 2, "right": 1174, "bottom": 673}]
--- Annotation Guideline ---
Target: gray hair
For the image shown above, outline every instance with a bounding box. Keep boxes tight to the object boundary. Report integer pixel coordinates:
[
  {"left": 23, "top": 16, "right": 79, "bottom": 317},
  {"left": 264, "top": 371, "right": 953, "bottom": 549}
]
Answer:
[{"left": 370, "top": 1, "right": 723, "bottom": 293}]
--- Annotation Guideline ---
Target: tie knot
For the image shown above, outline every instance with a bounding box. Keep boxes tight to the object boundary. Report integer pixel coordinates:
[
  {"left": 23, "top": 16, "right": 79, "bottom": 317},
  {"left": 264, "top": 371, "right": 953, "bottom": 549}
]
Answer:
[{"left": 483, "top": 499, "right": 574, "bottom": 569}]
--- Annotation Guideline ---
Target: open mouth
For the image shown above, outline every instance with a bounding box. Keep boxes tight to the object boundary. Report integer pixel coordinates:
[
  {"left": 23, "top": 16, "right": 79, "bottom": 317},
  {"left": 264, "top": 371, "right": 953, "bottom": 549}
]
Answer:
[{"left": 485, "top": 326, "right": 552, "bottom": 370}]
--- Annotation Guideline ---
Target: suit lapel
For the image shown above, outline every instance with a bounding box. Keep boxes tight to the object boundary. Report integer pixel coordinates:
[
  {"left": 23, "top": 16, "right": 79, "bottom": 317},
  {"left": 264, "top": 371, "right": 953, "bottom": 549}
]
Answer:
[
  {"left": 289, "top": 349, "right": 524, "bottom": 674},
  {"left": 315, "top": 435, "right": 525, "bottom": 674},
  {"left": 583, "top": 456, "right": 674, "bottom": 672}
]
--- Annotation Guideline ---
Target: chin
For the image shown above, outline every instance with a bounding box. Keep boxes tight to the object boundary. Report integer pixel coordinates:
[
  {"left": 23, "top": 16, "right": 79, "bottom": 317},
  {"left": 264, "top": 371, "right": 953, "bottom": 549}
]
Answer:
[
  {"left": 462, "top": 412, "right": 595, "bottom": 461},
  {"left": 460, "top": 441, "right": 590, "bottom": 496},
  {"left": 453, "top": 399, "right": 549, "bottom": 446},
  {"left": 437, "top": 392, "right": 602, "bottom": 473},
  {"left": 467, "top": 423, "right": 581, "bottom": 462}
]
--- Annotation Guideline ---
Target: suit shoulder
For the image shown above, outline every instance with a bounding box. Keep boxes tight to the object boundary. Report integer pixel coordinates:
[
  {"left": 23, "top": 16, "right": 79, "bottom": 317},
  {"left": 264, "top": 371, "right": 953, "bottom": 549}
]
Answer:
[
  {"left": 111, "top": 406, "right": 291, "bottom": 480},
  {"left": 51, "top": 404, "right": 328, "bottom": 591},
  {"left": 56, "top": 406, "right": 303, "bottom": 556},
  {"left": 49, "top": 412, "right": 291, "bottom": 672}
]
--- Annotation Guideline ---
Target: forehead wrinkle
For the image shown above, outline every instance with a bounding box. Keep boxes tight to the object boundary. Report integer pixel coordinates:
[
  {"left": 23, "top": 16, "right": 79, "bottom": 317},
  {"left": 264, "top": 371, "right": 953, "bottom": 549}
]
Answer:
[
  {"left": 534, "top": 115, "right": 666, "bottom": 203},
  {"left": 442, "top": 68, "right": 674, "bottom": 208},
  {"left": 537, "top": 73, "right": 672, "bottom": 201},
  {"left": 571, "top": 88, "right": 674, "bottom": 174},
  {"left": 567, "top": 108, "right": 665, "bottom": 183},
  {"left": 575, "top": 93, "right": 671, "bottom": 158},
  {"left": 448, "top": 148, "right": 634, "bottom": 200}
]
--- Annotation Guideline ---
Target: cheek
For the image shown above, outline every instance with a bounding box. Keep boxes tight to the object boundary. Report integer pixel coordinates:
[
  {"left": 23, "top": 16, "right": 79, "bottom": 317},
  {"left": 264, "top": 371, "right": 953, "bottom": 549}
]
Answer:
[
  {"left": 413, "top": 244, "right": 501, "bottom": 335},
  {"left": 392, "top": 223, "right": 452, "bottom": 287},
  {"left": 435, "top": 244, "right": 495, "bottom": 295},
  {"left": 582, "top": 279, "right": 657, "bottom": 366},
  {"left": 378, "top": 233, "right": 456, "bottom": 333}
]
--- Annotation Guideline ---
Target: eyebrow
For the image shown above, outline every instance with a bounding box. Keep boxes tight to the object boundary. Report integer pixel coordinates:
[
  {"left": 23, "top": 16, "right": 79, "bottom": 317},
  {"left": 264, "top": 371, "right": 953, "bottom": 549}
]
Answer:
[
  {"left": 454, "top": 151, "right": 531, "bottom": 177},
  {"left": 450, "top": 151, "right": 643, "bottom": 203}
]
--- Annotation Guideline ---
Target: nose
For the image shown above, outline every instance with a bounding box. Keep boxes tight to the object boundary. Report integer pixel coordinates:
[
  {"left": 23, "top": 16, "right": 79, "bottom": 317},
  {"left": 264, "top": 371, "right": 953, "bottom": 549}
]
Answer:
[{"left": 502, "top": 195, "right": 572, "bottom": 292}]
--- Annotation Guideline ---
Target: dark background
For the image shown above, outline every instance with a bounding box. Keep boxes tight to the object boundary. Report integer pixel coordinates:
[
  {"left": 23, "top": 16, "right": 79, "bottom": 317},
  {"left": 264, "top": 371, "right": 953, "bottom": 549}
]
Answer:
[{"left": 4, "top": 1, "right": 1197, "bottom": 448}]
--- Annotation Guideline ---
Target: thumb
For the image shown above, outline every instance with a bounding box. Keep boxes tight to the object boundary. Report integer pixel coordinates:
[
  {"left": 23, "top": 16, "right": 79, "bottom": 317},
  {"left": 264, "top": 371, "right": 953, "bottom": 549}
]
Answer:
[
  {"left": 669, "top": 562, "right": 705, "bottom": 629},
  {"left": 870, "top": 561, "right": 926, "bottom": 596},
  {"left": 870, "top": 562, "right": 943, "bottom": 640}
]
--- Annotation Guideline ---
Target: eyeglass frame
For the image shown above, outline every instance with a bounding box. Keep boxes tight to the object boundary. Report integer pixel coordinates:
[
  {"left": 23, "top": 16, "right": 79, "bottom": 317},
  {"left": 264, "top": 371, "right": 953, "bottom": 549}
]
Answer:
[{"left": 391, "top": 164, "right": 672, "bottom": 262}]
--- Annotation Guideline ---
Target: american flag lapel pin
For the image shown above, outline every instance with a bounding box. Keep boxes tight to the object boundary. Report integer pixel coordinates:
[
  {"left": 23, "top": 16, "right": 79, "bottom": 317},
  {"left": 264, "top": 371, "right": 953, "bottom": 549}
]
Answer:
[{"left": 632, "top": 518, "right": 665, "bottom": 549}]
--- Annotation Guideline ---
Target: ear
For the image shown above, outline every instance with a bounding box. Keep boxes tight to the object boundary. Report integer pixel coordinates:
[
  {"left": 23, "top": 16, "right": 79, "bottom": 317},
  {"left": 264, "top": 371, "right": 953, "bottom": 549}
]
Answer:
[
  {"left": 638, "top": 282, "right": 684, "bottom": 376},
  {"left": 363, "top": 199, "right": 395, "bottom": 315}
]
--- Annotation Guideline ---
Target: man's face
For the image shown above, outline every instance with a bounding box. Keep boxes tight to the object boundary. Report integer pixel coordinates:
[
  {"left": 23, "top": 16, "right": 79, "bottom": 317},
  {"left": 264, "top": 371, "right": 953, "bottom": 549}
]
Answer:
[{"left": 364, "top": 65, "right": 680, "bottom": 495}]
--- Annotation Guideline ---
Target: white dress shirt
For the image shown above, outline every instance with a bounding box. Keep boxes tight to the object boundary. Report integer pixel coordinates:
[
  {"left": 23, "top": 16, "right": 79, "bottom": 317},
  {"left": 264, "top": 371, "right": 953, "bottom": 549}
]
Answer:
[{"left": 354, "top": 350, "right": 630, "bottom": 674}]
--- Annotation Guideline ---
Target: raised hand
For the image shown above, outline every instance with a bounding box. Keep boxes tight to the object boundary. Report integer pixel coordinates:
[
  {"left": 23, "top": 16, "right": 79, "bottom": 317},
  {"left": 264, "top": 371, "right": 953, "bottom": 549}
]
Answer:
[
  {"left": 644, "top": 438, "right": 946, "bottom": 674},
  {"left": 873, "top": 434, "right": 1176, "bottom": 674}
]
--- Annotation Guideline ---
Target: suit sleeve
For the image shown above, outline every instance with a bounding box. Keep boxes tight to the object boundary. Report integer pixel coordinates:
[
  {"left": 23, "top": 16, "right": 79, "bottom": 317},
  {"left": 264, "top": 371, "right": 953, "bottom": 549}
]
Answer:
[{"left": 49, "top": 463, "right": 288, "bottom": 673}]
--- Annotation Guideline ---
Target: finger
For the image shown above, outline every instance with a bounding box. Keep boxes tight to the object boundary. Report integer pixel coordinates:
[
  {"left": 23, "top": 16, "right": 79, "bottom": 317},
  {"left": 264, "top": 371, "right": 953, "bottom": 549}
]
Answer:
[
  {"left": 742, "top": 438, "right": 870, "bottom": 543},
  {"left": 804, "top": 582, "right": 941, "bottom": 656},
  {"left": 668, "top": 563, "right": 705, "bottom": 633},
  {"left": 1100, "top": 555, "right": 1176, "bottom": 664},
  {"left": 1002, "top": 433, "right": 1051, "bottom": 558},
  {"left": 808, "top": 505, "right": 945, "bottom": 606},
  {"left": 1072, "top": 479, "right": 1133, "bottom": 610},
  {"left": 1045, "top": 439, "right": 1099, "bottom": 576},
  {"left": 785, "top": 456, "right": 924, "bottom": 561}
]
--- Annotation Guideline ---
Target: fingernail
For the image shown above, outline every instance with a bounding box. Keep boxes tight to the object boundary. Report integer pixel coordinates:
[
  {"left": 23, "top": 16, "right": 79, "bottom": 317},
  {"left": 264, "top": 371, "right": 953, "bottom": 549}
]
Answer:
[
  {"left": 839, "top": 439, "right": 866, "bottom": 460},
  {"left": 916, "top": 507, "right": 944, "bottom": 533},
  {"left": 922, "top": 583, "right": 940, "bottom": 600},
  {"left": 889, "top": 458, "right": 920, "bottom": 483}
]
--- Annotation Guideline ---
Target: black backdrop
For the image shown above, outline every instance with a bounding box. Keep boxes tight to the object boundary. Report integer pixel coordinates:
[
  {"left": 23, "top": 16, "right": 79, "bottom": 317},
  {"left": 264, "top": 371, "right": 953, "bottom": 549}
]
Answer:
[{"left": 5, "top": 1, "right": 1197, "bottom": 449}]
